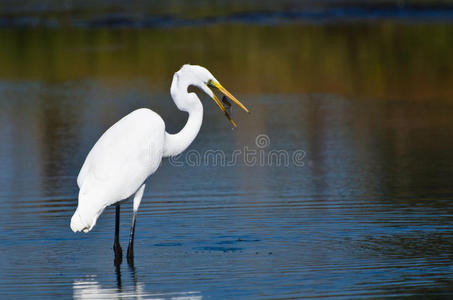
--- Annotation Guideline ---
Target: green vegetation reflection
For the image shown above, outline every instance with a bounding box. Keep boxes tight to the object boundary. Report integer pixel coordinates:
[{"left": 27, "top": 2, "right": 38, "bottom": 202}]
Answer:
[{"left": 0, "top": 23, "right": 452, "bottom": 100}]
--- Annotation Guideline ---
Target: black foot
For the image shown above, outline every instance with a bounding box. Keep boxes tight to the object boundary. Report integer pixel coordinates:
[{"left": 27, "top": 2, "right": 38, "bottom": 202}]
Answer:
[
  {"left": 127, "top": 255, "right": 134, "bottom": 266},
  {"left": 127, "top": 245, "right": 134, "bottom": 265},
  {"left": 114, "top": 243, "right": 123, "bottom": 266}
]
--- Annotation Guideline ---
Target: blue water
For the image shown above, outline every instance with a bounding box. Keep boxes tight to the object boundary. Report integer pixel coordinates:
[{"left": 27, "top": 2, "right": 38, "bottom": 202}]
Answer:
[
  {"left": 2, "top": 4, "right": 453, "bottom": 28},
  {"left": 0, "top": 79, "right": 452, "bottom": 298}
]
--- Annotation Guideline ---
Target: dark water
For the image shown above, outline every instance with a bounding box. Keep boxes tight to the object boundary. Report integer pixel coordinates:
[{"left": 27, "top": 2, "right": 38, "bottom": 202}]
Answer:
[{"left": 1, "top": 15, "right": 453, "bottom": 299}]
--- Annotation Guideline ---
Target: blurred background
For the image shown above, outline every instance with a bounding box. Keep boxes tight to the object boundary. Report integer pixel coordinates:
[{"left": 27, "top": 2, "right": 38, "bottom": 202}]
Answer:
[
  {"left": 0, "top": 1, "right": 452, "bottom": 299},
  {"left": 0, "top": 0, "right": 452, "bottom": 99}
]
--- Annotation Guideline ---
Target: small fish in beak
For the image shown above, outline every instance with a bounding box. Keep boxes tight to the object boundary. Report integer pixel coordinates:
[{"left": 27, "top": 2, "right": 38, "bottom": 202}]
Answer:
[
  {"left": 222, "top": 96, "right": 232, "bottom": 116},
  {"left": 206, "top": 79, "right": 248, "bottom": 127}
]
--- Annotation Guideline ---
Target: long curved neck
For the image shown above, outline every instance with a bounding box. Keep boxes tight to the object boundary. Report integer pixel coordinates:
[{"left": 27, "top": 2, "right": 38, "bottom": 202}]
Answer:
[{"left": 163, "top": 79, "right": 204, "bottom": 157}]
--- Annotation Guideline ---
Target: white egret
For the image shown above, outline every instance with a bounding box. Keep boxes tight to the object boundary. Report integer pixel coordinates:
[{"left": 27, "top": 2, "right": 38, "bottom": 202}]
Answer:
[{"left": 70, "top": 64, "right": 249, "bottom": 263}]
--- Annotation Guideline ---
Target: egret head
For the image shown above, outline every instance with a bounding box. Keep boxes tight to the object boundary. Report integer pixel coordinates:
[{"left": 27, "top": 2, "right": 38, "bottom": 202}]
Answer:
[{"left": 172, "top": 64, "right": 249, "bottom": 127}]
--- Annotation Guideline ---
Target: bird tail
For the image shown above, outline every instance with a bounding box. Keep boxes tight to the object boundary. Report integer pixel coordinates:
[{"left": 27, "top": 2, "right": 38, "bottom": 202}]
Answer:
[
  {"left": 70, "top": 206, "right": 101, "bottom": 233},
  {"left": 70, "top": 209, "right": 88, "bottom": 233},
  {"left": 70, "top": 194, "right": 106, "bottom": 233},
  {"left": 71, "top": 176, "right": 108, "bottom": 233}
]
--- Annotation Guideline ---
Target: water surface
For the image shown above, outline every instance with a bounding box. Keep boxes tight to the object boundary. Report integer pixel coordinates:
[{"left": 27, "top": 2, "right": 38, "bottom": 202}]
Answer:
[{"left": 0, "top": 19, "right": 453, "bottom": 299}]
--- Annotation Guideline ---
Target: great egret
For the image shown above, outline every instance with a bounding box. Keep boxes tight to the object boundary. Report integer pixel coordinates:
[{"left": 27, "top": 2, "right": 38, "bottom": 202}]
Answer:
[{"left": 70, "top": 64, "right": 249, "bottom": 263}]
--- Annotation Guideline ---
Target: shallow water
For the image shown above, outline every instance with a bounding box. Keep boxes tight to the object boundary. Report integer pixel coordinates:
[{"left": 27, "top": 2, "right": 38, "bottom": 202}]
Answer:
[{"left": 1, "top": 19, "right": 453, "bottom": 299}]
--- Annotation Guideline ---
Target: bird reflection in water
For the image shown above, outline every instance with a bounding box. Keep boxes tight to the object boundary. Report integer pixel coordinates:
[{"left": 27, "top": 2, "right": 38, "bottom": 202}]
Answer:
[{"left": 73, "top": 263, "right": 201, "bottom": 299}]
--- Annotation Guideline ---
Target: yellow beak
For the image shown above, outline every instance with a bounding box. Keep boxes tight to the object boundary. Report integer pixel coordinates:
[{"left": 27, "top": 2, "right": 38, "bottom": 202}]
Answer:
[{"left": 208, "top": 80, "right": 249, "bottom": 127}]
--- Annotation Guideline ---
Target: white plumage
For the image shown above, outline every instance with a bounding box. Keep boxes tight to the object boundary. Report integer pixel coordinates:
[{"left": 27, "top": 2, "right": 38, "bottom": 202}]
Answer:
[
  {"left": 70, "top": 64, "right": 249, "bottom": 262},
  {"left": 71, "top": 109, "right": 165, "bottom": 232}
]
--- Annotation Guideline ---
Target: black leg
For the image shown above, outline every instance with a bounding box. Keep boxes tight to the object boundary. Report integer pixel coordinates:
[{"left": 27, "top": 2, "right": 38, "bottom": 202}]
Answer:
[
  {"left": 113, "top": 205, "right": 122, "bottom": 266},
  {"left": 115, "top": 258, "right": 122, "bottom": 291},
  {"left": 128, "top": 257, "right": 137, "bottom": 290},
  {"left": 126, "top": 211, "right": 137, "bottom": 264}
]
